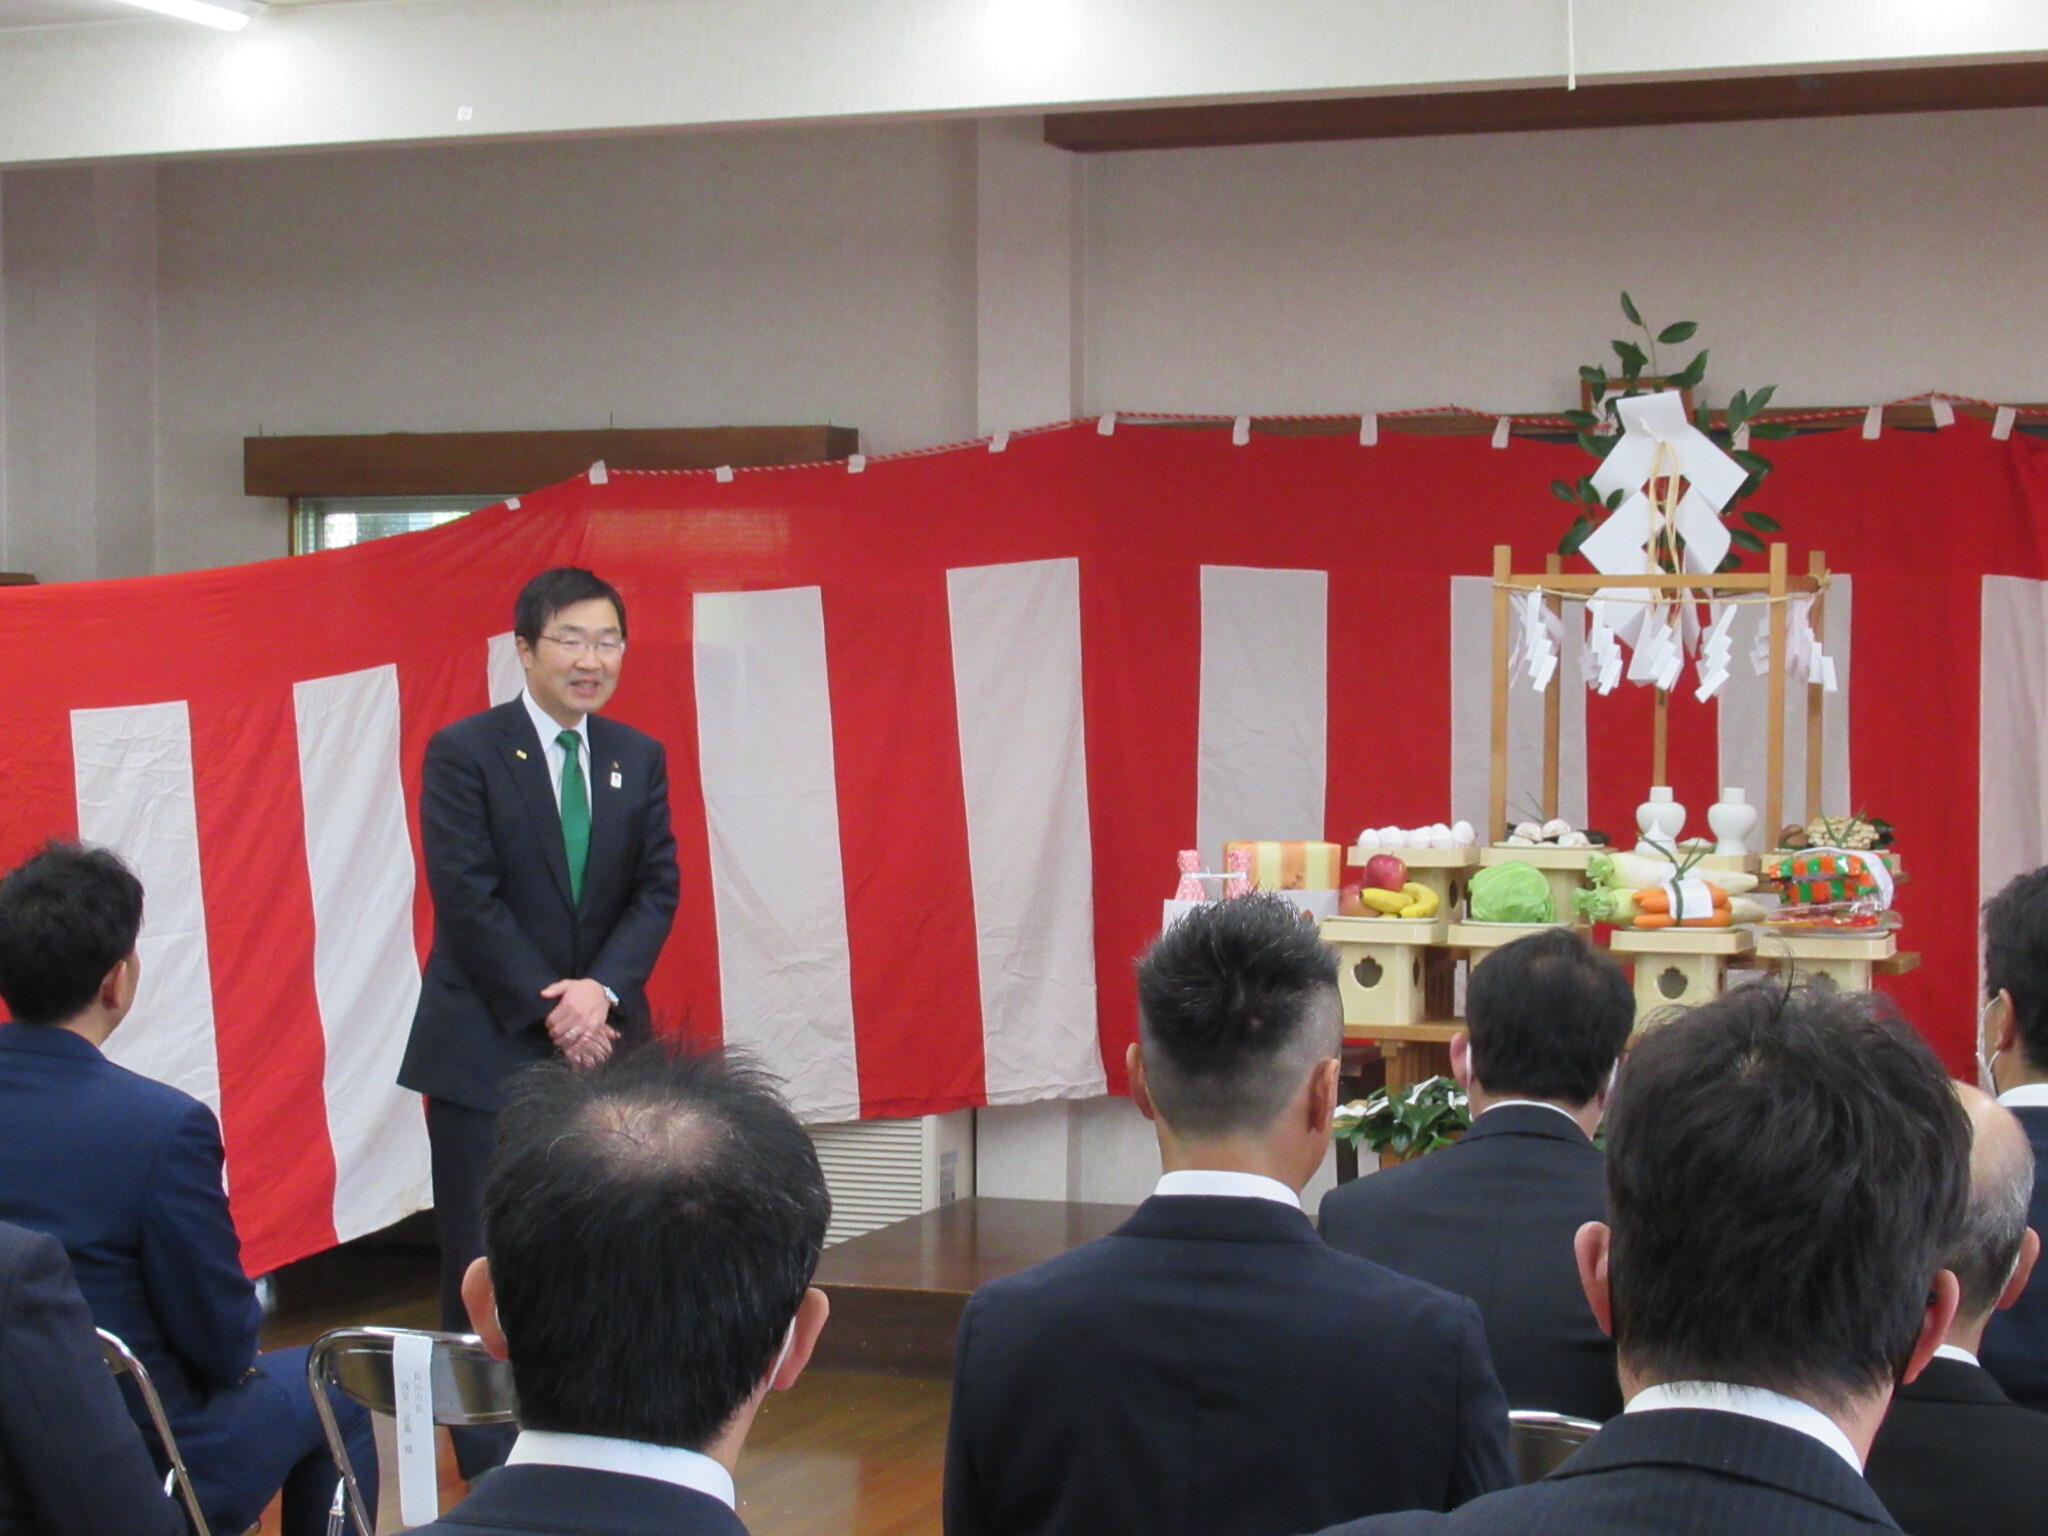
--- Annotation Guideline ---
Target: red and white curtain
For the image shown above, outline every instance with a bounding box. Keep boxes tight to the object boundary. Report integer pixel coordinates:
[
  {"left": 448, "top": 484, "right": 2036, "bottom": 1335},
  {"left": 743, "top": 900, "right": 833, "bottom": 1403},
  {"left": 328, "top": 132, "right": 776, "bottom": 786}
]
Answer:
[{"left": 3, "top": 419, "right": 2043, "bottom": 1273}]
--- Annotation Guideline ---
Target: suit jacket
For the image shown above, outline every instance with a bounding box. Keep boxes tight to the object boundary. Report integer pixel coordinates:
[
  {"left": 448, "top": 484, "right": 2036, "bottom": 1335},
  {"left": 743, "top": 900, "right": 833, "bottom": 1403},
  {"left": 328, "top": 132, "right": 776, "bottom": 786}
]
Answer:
[
  {"left": 1978, "top": 1104, "right": 2048, "bottom": 1410},
  {"left": 0, "top": 1220, "right": 184, "bottom": 1536},
  {"left": 1864, "top": 1355, "right": 2048, "bottom": 1536},
  {"left": 400, "top": 699, "right": 681, "bottom": 1110},
  {"left": 409, "top": 1464, "right": 747, "bottom": 1536},
  {"left": 943, "top": 1194, "right": 1515, "bottom": 1536},
  {"left": 1318, "top": 1104, "right": 1621, "bottom": 1421},
  {"left": 1319, "top": 1408, "right": 1900, "bottom": 1535},
  {"left": 0, "top": 1024, "right": 261, "bottom": 1439}
]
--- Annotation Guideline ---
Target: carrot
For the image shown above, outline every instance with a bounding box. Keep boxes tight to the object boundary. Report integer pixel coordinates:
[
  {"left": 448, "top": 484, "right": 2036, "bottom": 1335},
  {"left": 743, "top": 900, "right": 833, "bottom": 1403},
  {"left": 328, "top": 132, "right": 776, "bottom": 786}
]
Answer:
[
  {"left": 1682, "top": 909, "right": 1734, "bottom": 928},
  {"left": 1633, "top": 913, "right": 1675, "bottom": 929},
  {"left": 1634, "top": 881, "right": 1728, "bottom": 916}
]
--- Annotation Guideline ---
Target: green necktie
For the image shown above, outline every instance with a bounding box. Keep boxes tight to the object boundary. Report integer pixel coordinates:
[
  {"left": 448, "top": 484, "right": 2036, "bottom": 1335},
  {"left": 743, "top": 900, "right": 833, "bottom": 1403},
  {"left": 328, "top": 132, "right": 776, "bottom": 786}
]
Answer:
[{"left": 557, "top": 728, "right": 590, "bottom": 905}]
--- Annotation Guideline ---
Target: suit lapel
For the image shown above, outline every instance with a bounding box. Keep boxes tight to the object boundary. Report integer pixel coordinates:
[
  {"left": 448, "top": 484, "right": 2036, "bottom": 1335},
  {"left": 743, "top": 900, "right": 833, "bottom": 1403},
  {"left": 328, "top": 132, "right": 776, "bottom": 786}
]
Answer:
[{"left": 493, "top": 702, "right": 575, "bottom": 910}]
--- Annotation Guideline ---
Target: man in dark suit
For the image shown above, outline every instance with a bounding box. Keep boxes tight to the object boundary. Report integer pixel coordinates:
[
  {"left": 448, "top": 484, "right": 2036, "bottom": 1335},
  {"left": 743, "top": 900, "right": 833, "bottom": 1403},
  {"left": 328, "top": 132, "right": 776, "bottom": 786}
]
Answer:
[
  {"left": 1866, "top": 1082, "right": 2048, "bottom": 1535},
  {"left": 0, "top": 1219, "right": 184, "bottom": 1536},
  {"left": 1976, "top": 865, "right": 2048, "bottom": 1407},
  {"left": 1320, "top": 928, "right": 1630, "bottom": 1421},
  {"left": 410, "top": 1043, "right": 832, "bottom": 1536},
  {"left": 944, "top": 895, "right": 1514, "bottom": 1536},
  {"left": 1316, "top": 982, "right": 1971, "bottom": 1536},
  {"left": 398, "top": 566, "right": 680, "bottom": 1472},
  {"left": 0, "top": 842, "right": 376, "bottom": 1536}
]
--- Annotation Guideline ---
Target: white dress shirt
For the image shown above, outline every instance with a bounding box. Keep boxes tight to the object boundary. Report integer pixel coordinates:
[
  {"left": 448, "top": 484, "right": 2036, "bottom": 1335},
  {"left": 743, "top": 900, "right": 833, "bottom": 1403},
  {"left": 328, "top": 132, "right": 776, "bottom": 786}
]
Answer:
[
  {"left": 1997, "top": 1083, "right": 2048, "bottom": 1109},
  {"left": 1480, "top": 1099, "right": 1585, "bottom": 1130},
  {"left": 521, "top": 688, "right": 591, "bottom": 816},
  {"left": 1932, "top": 1343, "right": 1980, "bottom": 1367},
  {"left": 1153, "top": 1169, "right": 1301, "bottom": 1209},
  {"left": 1625, "top": 1381, "right": 1863, "bottom": 1473},
  {"left": 505, "top": 1429, "right": 735, "bottom": 1508}
]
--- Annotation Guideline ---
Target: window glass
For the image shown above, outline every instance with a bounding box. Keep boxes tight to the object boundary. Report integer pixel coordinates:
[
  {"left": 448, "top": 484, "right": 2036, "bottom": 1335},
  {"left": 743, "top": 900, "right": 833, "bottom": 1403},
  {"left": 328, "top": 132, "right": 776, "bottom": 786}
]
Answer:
[{"left": 293, "top": 495, "right": 503, "bottom": 553}]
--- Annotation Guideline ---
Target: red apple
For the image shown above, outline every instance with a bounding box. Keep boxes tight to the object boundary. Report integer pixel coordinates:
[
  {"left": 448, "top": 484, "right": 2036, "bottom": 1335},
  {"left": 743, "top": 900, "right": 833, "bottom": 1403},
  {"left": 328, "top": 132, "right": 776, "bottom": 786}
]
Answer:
[{"left": 1364, "top": 854, "right": 1407, "bottom": 892}]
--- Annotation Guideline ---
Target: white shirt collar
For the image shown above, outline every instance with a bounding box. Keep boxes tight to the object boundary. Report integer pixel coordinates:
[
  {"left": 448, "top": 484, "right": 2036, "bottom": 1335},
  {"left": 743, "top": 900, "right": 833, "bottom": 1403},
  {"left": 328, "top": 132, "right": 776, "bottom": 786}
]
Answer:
[
  {"left": 1481, "top": 1099, "right": 1586, "bottom": 1130},
  {"left": 1932, "top": 1343, "right": 1981, "bottom": 1367},
  {"left": 1625, "top": 1381, "right": 1862, "bottom": 1473},
  {"left": 1153, "top": 1169, "right": 1301, "bottom": 1209},
  {"left": 505, "top": 1430, "right": 735, "bottom": 1509},
  {"left": 1997, "top": 1083, "right": 2048, "bottom": 1109},
  {"left": 522, "top": 687, "right": 589, "bottom": 755}
]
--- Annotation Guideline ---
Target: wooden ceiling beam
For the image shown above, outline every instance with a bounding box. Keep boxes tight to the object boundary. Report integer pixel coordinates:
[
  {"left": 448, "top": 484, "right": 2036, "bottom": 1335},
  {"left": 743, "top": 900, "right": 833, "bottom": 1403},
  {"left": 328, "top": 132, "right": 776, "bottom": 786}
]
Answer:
[{"left": 1045, "top": 59, "right": 2048, "bottom": 153}]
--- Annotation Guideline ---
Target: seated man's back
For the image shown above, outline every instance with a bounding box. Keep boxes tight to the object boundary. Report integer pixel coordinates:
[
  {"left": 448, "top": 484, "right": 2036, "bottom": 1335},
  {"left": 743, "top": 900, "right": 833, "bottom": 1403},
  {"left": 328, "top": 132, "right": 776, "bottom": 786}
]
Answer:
[
  {"left": 944, "top": 896, "right": 1512, "bottom": 1536},
  {"left": 1321, "top": 930, "right": 1631, "bottom": 1422}
]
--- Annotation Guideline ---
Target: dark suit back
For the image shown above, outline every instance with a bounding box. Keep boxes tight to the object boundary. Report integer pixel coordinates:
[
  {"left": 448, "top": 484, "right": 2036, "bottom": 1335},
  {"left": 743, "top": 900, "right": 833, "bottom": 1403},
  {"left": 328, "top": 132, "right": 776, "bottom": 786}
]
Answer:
[
  {"left": 1865, "top": 1356, "right": 2048, "bottom": 1536},
  {"left": 399, "top": 700, "right": 680, "bottom": 1110},
  {"left": 0, "top": 1024, "right": 259, "bottom": 1424},
  {"left": 1319, "top": 1104, "right": 1620, "bottom": 1422},
  {"left": 0, "top": 1220, "right": 184, "bottom": 1536},
  {"left": 1979, "top": 1104, "right": 2048, "bottom": 1410},
  {"left": 943, "top": 1194, "right": 1514, "bottom": 1536},
  {"left": 409, "top": 1464, "right": 747, "bottom": 1536},
  {"left": 1319, "top": 1408, "right": 1900, "bottom": 1535}
]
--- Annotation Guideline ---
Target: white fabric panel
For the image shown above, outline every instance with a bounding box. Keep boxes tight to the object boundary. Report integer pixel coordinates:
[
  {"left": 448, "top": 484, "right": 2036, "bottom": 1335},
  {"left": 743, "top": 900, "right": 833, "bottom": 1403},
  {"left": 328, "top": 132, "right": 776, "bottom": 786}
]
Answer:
[
  {"left": 1197, "top": 567, "right": 1326, "bottom": 865},
  {"left": 1718, "top": 576, "right": 1852, "bottom": 828},
  {"left": 947, "top": 559, "right": 1106, "bottom": 1105},
  {"left": 693, "top": 588, "right": 861, "bottom": 1123},
  {"left": 1449, "top": 577, "right": 1587, "bottom": 836},
  {"left": 1980, "top": 578, "right": 2048, "bottom": 918},
  {"left": 293, "top": 665, "right": 432, "bottom": 1242},
  {"left": 486, "top": 632, "right": 524, "bottom": 707},
  {"left": 70, "top": 701, "right": 222, "bottom": 1113}
]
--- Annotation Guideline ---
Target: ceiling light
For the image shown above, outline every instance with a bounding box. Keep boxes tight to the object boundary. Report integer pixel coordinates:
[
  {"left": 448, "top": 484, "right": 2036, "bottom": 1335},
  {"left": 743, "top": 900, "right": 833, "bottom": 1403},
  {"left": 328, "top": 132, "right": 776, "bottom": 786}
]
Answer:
[{"left": 115, "top": 0, "right": 265, "bottom": 31}]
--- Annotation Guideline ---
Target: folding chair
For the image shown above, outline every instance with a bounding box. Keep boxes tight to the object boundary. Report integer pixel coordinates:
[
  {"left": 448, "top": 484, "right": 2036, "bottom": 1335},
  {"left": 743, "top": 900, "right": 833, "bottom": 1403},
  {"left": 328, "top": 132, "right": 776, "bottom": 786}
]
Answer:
[
  {"left": 1506, "top": 1408, "right": 1600, "bottom": 1483},
  {"left": 96, "top": 1326, "right": 214, "bottom": 1536},
  {"left": 308, "top": 1326, "right": 518, "bottom": 1535}
]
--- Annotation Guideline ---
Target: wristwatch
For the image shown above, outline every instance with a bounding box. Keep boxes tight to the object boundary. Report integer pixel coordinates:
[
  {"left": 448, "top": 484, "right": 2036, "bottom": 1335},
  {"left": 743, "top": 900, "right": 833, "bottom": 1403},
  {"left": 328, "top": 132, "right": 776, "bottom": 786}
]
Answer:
[{"left": 600, "top": 983, "right": 620, "bottom": 1008}]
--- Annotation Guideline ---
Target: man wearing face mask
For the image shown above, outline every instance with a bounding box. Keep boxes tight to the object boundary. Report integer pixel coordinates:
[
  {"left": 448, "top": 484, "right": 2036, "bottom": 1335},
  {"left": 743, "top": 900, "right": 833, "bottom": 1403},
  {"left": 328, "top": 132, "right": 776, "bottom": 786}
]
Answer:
[
  {"left": 399, "top": 567, "right": 680, "bottom": 1475},
  {"left": 1975, "top": 866, "right": 2048, "bottom": 1411}
]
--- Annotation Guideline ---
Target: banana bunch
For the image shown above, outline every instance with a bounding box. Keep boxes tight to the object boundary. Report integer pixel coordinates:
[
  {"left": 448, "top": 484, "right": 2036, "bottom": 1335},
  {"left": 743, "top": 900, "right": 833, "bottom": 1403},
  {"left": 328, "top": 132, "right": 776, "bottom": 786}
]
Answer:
[{"left": 1356, "top": 882, "right": 1441, "bottom": 920}]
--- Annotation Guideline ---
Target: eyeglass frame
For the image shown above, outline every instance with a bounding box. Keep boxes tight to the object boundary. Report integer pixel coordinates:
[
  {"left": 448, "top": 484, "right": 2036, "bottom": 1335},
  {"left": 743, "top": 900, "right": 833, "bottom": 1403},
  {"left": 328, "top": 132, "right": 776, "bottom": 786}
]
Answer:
[{"left": 537, "top": 630, "right": 627, "bottom": 659}]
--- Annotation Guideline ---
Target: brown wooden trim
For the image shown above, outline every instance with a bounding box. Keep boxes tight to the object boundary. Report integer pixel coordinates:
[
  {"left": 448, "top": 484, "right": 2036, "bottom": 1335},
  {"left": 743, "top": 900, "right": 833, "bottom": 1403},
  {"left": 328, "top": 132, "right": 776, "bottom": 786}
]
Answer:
[
  {"left": 245, "top": 426, "right": 859, "bottom": 499},
  {"left": 1046, "top": 58, "right": 2048, "bottom": 153},
  {"left": 0, "top": 574, "right": 36, "bottom": 585}
]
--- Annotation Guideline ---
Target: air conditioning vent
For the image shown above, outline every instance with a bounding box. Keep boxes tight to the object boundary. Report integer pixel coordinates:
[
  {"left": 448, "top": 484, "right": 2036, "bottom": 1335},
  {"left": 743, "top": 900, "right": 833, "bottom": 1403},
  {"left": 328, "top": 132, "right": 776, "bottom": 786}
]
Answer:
[{"left": 807, "top": 1109, "right": 975, "bottom": 1246}]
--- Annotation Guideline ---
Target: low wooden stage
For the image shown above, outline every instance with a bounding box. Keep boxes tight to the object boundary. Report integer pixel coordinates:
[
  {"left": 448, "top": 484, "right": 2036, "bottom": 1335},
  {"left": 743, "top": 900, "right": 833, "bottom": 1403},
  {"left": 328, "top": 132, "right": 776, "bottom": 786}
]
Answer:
[{"left": 812, "top": 1197, "right": 1134, "bottom": 1377}]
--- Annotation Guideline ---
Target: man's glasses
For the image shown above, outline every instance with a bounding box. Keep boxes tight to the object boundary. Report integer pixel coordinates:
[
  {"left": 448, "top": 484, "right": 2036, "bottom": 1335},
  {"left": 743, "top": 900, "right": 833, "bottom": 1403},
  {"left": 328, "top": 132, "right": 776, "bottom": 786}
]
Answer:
[{"left": 539, "top": 632, "right": 626, "bottom": 659}]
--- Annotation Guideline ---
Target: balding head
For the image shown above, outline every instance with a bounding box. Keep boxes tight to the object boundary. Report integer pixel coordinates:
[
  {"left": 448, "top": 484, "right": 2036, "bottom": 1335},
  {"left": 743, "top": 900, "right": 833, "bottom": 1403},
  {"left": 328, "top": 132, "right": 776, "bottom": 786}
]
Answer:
[{"left": 1950, "top": 1083, "right": 2038, "bottom": 1326}]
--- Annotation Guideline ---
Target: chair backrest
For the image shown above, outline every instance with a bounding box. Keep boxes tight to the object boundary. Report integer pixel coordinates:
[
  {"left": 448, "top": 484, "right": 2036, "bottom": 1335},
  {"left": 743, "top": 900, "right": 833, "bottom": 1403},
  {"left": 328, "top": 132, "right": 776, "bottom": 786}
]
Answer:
[
  {"left": 1507, "top": 1408, "right": 1600, "bottom": 1483},
  {"left": 97, "top": 1326, "right": 213, "bottom": 1536},
  {"left": 308, "top": 1327, "right": 518, "bottom": 1535}
]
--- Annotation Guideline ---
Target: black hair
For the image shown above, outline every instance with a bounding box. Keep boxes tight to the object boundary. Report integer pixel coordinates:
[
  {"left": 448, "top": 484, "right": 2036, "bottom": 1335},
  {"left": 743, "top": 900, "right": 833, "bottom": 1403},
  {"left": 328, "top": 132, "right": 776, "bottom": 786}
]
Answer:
[
  {"left": 482, "top": 1042, "right": 830, "bottom": 1450},
  {"left": 1605, "top": 982, "right": 1968, "bottom": 1408},
  {"left": 1466, "top": 928, "right": 1633, "bottom": 1104},
  {"left": 1133, "top": 893, "right": 1340, "bottom": 1136},
  {"left": 513, "top": 567, "right": 628, "bottom": 647},
  {"left": 0, "top": 842, "right": 143, "bottom": 1025},
  {"left": 1984, "top": 866, "right": 2048, "bottom": 1073}
]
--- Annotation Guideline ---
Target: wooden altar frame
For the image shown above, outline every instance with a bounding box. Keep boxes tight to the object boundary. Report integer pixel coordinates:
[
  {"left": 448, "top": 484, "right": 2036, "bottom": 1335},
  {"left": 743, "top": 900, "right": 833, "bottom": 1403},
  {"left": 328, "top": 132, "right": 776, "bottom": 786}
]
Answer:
[{"left": 1488, "top": 541, "right": 1831, "bottom": 843}]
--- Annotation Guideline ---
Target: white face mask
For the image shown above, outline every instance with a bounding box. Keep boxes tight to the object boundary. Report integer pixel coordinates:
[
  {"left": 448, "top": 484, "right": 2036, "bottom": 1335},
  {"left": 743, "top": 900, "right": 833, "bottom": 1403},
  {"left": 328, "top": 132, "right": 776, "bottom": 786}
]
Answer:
[
  {"left": 1981, "top": 995, "right": 2004, "bottom": 1095},
  {"left": 765, "top": 1316, "right": 798, "bottom": 1387}
]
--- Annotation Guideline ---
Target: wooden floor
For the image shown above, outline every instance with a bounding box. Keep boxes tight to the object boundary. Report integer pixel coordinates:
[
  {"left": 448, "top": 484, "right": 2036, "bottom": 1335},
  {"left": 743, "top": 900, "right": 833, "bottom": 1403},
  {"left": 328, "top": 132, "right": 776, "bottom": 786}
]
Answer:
[{"left": 741, "top": 1371, "right": 951, "bottom": 1536}]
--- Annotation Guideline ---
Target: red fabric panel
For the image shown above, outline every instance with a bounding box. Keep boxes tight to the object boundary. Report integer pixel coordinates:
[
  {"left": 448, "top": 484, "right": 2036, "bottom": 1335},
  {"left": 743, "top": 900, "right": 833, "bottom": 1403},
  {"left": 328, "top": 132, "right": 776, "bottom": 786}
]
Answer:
[{"left": 1326, "top": 571, "right": 1452, "bottom": 844}]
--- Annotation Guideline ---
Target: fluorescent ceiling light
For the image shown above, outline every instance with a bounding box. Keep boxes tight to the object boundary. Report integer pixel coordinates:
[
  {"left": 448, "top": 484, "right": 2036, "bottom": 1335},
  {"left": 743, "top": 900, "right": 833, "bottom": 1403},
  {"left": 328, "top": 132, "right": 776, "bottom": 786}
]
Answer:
[{"left": 115, "top": 0, "right": 265, "bottom": 30}]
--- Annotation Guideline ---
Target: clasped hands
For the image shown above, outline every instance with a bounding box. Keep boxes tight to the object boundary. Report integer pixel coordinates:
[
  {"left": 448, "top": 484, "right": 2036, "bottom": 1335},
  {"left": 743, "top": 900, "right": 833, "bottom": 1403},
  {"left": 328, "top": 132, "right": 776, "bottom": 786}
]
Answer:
[{"left": 541, "top": 977, "right": 618, "bottom": 1070}]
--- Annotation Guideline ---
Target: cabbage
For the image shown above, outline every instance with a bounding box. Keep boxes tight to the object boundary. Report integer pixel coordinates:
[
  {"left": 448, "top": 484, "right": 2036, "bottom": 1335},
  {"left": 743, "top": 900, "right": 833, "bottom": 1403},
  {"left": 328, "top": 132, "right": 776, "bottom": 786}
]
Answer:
[{"left": 1468, "top": 860, "right": 1556, "bottom": 923}]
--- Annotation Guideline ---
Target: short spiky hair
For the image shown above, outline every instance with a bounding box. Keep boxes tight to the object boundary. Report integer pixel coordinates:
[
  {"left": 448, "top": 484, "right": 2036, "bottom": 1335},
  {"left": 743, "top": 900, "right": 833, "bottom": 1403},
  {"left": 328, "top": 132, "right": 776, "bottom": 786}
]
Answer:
[
  {"left": 0, "top": 841, "right": 143, "bottom": 1025},
  {"left": 513, "top": 567, "right": 627, "bottom": 646},
  {"left": 1134, "top": 894, "right": 1340, "bottom": 1136},
  {"left": 1985, "top": 866, "right": 2048, "bottom": 1073},
  {"left": 483, "top": 1042, "right": 829, "bottom": 1449},
  {"left": 1606, "top": 983, "right": 1968, "bottom": 1408}
]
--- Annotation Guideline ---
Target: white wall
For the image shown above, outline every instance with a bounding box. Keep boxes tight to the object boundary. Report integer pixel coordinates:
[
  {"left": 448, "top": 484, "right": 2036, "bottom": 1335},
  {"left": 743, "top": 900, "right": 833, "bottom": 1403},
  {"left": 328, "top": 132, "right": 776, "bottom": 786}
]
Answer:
[
  {"left": 1085, "top": 107, "right": 2048, "bottom": 417},
  {"left": 150, "top": 123, "right": 977, "bottom": 573}
]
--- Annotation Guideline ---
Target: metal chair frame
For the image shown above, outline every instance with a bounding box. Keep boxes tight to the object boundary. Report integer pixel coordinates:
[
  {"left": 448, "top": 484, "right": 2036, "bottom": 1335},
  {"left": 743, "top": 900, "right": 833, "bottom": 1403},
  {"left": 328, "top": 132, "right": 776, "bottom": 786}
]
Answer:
[
  {"left": 1506, "top": 1408, "right": 1600, "bottom": 1483},
  {"left": 308, "top": 1326, "right": 518, "bottom": 1536},
  {"left": 96, "top": 1326, "right": 213, "bottom": 1536}
]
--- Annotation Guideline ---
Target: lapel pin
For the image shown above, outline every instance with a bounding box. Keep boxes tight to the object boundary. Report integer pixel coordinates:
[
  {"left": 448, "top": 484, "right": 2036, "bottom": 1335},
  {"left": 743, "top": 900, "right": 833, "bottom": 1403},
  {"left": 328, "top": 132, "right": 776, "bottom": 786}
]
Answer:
[
  {"left": 515, "top": 749, "right": 529, "bottom": 760},
  {"left": 610, "top": 770, "right": 623, "bottom": 789}
]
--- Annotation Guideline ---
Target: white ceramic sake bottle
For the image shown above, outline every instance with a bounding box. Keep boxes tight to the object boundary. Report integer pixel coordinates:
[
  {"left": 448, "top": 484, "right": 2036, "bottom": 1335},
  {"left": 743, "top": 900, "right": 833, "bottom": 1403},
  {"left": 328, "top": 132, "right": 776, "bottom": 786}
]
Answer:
[
  {"left": 1707, "top": 787, "right": 1759, "bottom": 856},
  {"left": 1635, "top": 786, "right": 1686, "bottom": 855}
]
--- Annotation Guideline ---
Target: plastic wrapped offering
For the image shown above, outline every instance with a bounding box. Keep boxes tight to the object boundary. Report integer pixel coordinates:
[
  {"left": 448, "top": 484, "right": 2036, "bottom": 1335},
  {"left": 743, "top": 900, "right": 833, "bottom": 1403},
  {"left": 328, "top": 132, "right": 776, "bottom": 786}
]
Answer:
[{"left": 1467, "top": 859, "right": 1555, "bottom": 923}]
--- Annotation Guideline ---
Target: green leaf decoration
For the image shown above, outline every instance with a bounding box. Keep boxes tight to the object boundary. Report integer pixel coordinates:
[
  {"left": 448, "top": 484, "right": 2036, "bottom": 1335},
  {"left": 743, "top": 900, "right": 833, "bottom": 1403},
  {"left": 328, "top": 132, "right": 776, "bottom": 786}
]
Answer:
[
  {"left": 1620, "top": 292, "right": 1643, "bottom": 326},
  {"left": 1613, "top": 339, "right": 1648, "bottom": 370},
  {"left": 1578, "top": 364, "right": 1606, "bottom": 385},
  {"left": 1560, "top": 516, "right": 1596, "bottom": 555},
  {"left": 1657, "top": 320, "right": 1699, "bottom": 345},
  {"left": 1730, "top": 528, "right": 1767, "bottom": 553},
  {"left": 1606, "top": 487, "right": 1625, "bottom": 509},
  {"left": 1550, "top": 478, "right": 1577, "bottom": 502},
  {"left": 1726, "top": 389, "right": 1750, "bottom": 429},
  {"left": 1673, "top": 348, "right": 1710, "bottom": 388},
  {"left": 1717, "top": 552, "right": 1743, "bottom": 573},
  {"left": 1562, "top": 409, "right": 1602, "bottom": 429},
  {"left": 1748, "top": 422, "right": 1796, "bottom": 441},
  {"left": 1748, "top": 384, "right": 1777, "bottom": 413},
  {"left": 1732, "top": 448, "right": 1773, "bottom": 475},
  {"left": 1576, "top": 432, "right": 1610, "bottom": 458},
  {"left": 1742, "top": 510, "right": 1782, "bottom": 532}
]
